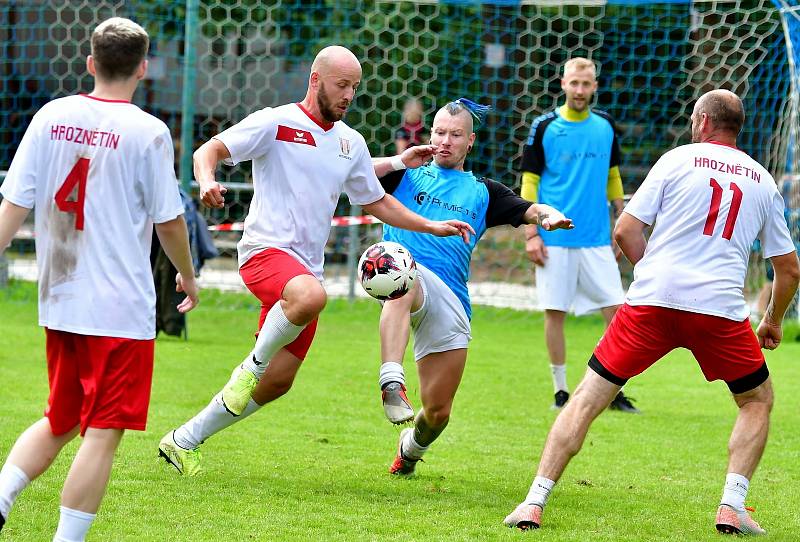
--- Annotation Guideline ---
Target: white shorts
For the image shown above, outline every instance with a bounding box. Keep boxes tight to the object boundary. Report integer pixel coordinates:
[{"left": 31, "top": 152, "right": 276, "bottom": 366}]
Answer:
[
  {"left": 535, "top": 246, "right": 624, "bottom": 316},
  {"left": 410, "top": 264, "right": 471, "bottom": 361}
]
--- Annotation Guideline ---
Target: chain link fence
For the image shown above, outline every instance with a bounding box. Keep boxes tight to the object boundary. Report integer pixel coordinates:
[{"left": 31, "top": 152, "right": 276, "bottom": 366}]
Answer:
[{"left": 1, "top": 0, "right": 798, "bottom": 315}]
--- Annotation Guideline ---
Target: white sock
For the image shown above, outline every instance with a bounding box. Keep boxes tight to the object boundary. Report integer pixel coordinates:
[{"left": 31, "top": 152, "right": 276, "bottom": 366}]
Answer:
[
  {"left": 241, "top": 303, "right": 305, "bottom": 379},
  {"left": 720, "top": 472, "right": 749, "bottom": 511},
  {"left": 173, "top": 393, "right": 262, "bottom": 450},
  {"left": 53, "top": 506, "right": 95, "bottom": 542},
  {"left": 551, "top": 364, "right": 568, "bottom": 393},
  {"left": 0, "top": 463, "right": 30, "bottom": 519},
  {"left": 525, "top": 476, "right": 555, "bottom": 507},
  {"left": 401, "top": 430, "right": 428, "bottom": 460},
  {"left": 379, "top": 361, "right": 405, "bottom": 389}
]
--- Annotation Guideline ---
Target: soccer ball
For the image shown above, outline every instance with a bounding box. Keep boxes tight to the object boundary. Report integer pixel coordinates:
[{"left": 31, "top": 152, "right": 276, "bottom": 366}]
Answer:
[{"left": 358, "top": 241, "right": 417, "bottom": 300}]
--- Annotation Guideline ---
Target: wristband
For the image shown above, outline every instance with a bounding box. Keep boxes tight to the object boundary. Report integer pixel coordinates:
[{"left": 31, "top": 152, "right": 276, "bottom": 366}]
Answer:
[{"left": 390, "top": 155, "right": 406, "bottom": 171}]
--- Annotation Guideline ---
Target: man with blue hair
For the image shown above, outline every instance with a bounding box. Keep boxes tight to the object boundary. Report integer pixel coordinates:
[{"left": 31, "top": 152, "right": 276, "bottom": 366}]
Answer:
[{"left": 374, "top": 99, "right": 574, "bottom": 475}]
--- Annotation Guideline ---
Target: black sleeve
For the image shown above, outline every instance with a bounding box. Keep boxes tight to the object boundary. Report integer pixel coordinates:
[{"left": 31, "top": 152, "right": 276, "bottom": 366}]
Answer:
[
  {"left": 595, "top": 109, "right": 622, "bottom": 168},
  {"left": 519, "top": 118, "right": 550, "bottom": 175},
  {"left": 482, "top": 178, "right": 533, "bottom": 228},
  {"left": 610, "top": 130, "right": 621, "bottom": 169},
  {"left": 395, "top": 126, "right": 410, "bottom": 141},
  {"left": 379, "top": 169, "right": 406, "bottom": 194}
]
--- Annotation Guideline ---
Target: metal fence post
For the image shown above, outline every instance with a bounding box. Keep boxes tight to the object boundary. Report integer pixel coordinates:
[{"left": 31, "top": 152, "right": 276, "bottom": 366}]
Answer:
[{"left": 179, "top": 0, "right": 199, "bottom": 192}]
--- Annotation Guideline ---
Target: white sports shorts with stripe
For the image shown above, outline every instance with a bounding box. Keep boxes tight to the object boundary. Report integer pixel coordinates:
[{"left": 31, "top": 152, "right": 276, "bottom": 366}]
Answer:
[
  {"left": 535, "top": 245, "right": 624, "bottom": 316},
  {"left": 410, "top": 263, "right": 472, "bottom": 361}
]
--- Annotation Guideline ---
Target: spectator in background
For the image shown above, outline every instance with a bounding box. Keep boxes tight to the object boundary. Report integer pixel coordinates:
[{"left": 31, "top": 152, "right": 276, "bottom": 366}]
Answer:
[
  {"left": 519, "top": 57, "right": 639, "bottom": 413},
  {"left": 395, "top": 98, "right": 430, "bottom": 154}
]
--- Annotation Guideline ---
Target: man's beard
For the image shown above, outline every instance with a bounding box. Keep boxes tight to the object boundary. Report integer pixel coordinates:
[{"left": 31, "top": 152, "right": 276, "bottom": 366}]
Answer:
[{"left": 318, "top": 82, "right": 346, "bottom": 122}]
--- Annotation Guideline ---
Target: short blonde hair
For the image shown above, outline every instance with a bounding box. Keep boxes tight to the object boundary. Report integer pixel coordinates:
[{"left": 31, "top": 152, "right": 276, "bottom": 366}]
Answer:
[
  {"left": 91, "top": 17, "right": 149, "bottom": 81},
  {"left": 563, "top": 57, "right": 596, "bottom": 78}
]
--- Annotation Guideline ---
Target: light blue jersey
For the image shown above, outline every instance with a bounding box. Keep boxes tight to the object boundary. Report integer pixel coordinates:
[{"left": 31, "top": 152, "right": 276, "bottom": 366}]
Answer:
[
  {"left": 382, "top": 164, "right": 531, "bottom": 319},
  {"left": 521, "top": 109, "right": 621, "bottom": 247}
]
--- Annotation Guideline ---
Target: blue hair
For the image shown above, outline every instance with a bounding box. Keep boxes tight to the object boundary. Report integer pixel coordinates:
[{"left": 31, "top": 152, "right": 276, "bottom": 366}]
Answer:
[{"left": 452, "top": 97, "right": 491, "bottom": 125}]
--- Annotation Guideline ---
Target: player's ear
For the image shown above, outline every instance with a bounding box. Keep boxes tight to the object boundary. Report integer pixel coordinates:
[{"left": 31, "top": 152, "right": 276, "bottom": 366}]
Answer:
[
  {"left": 468, "top": 132, "right": 476, "bottom": 152},
  {"left": 136, "top": 59, "right": 148, "bottom": 81},
  {"left": 87, "top": 55, "right": 96, "bottom": 77},
  {"left": 310, "top": 71, "right": 320, "bottom": 90}
]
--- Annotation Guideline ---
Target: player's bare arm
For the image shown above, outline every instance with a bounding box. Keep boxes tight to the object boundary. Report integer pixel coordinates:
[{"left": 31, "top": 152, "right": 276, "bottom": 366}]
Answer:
[
  {"left": 0, "top": 199, "right": 31, "bottom": 253},
  {"left": 613, "top": 211, "right": 649, "bottom": 264},
  {"left": 194, "top": 138, "right": 231, "bottom": 209},
  {"left": 757, "top": 250, "right": 800, "bottom": 350},
  {"left": 611, "top": 198, "right": 625, "bottom": 260},
  {"left": 362, "top": 194, "right": 475, "bottom": 242},
  {"left": 372, "top": 144, "right": 438, "bottom": 177},
  {"left": 154, "top": 216, "right": 200, "bottom": 313},
  {"left": 523, "top": 224, "right": 547, "bottom": 266}
]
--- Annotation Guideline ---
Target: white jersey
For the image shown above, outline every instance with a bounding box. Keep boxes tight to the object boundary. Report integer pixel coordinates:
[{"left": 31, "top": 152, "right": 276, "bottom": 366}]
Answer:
[
  {"left": 0, "top": 95, "right": 184, "bottom": 340},
  {"left": 624, "top": 141, "right": 795, "bottom": 320},
  {"left": 215, "top": 103, "right": 385, "bottom": 278}
]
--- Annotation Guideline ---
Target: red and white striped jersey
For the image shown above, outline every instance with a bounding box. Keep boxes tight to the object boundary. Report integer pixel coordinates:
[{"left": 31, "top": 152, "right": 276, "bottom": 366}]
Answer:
[
  {"left": 624, "top": 141, "right": 795, "bottom": 321},
  {"left": 0, "top": 94, "right": 184, "bottom": 339}
]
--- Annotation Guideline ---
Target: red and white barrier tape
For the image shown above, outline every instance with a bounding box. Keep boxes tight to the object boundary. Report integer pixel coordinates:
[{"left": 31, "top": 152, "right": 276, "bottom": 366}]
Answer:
[
  {"left": 208, "top": 215, "right": 382, "bottom": 232},
  {"left": 14, "top": 216, "right": 382, "bottom": 238}
]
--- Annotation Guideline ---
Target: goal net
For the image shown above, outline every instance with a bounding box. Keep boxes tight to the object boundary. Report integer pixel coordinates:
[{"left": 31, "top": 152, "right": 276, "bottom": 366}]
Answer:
[{"left": 0, "top": 0, "right": 797, "bottom": 313}]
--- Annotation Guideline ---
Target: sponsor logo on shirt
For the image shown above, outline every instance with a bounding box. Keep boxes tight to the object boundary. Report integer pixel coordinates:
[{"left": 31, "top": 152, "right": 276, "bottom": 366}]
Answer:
[
  {"left": 558, "top": 150, "right": 609, "bottom": 163},
  {"left": 338, "top": 137, "right": 352, "bottom": 160},
  {"left": 276, "top": 125, "right": 316, "bottom": 146},
  {"left": 413, "top": 191, "right": 477, "bottom": 219}
]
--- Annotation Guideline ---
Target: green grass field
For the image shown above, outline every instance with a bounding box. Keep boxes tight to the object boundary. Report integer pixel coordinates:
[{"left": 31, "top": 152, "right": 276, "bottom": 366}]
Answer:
[{"left": 1, "top": 281, "right": 799, "bottom": 541}]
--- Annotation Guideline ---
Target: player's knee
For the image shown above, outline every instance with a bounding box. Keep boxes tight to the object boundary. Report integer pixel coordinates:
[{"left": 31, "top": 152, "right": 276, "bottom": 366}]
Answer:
[
  {"left": 284, "top": 279, "right": 327, "bottom": 322},
  {"left": 300, "top": 287, "right": 327, "bottom": 316}
]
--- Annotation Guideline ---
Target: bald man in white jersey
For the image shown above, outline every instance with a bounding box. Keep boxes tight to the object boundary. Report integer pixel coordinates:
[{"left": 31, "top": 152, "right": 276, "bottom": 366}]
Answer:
[
  {"left": 158, "top": 45, "right": 473, "bottom": 475},
  {"left": 504, "top": 90, "right": 800, "bottom": 535},
  {"left": 0, "top": 18, "right": 198, "bottom": 541}
]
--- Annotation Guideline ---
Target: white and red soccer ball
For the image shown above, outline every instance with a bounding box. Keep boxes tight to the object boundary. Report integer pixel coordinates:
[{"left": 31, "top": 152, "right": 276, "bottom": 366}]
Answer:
[{"left": 358, "top": 241, "right": 417, "bottom": 300}]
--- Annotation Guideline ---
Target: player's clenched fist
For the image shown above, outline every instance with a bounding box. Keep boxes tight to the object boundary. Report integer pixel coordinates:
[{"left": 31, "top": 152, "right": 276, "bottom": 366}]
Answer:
[{"left": 199, "top": 180, "right": 227, "bottom": 208}]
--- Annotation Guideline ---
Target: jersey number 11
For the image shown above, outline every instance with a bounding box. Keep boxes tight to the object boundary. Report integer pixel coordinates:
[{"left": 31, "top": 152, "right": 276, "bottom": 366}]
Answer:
[{"left": 703, "top": 178, "right": 742, "bottom": 241}]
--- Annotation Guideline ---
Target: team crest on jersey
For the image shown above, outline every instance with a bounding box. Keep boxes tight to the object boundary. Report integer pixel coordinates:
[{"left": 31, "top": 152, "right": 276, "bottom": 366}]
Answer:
[{"left": 338, "top": 137, "right": 352, "bottom": 159}]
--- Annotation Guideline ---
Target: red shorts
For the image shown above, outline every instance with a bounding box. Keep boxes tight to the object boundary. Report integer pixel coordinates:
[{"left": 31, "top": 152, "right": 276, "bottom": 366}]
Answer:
[
  {"left": 45, "top": 329, "right": 155, "bottom": 436},
  {"left": 593, "top": 304, "right": 768, "bottom": 393},
  {"left": 239, "top": 248, "right": 318, "bottom": 360}
]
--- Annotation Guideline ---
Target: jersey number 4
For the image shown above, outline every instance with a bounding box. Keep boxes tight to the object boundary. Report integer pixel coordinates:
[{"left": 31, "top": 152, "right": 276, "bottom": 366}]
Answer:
[
  {"left": 703, "top": 178, "right": 742, "bottom": 240},
  {"left": 54, "top": 157, "right": 89, "bottom": 231}
]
